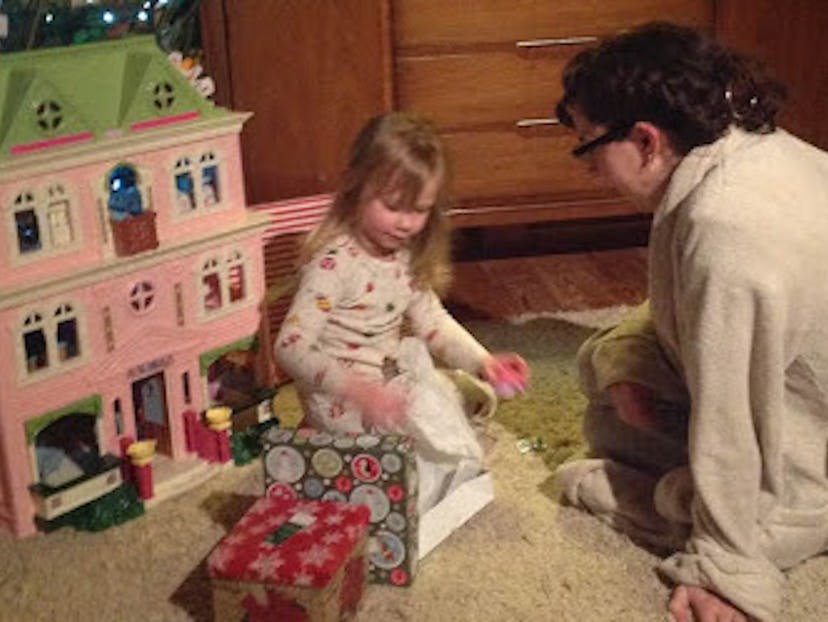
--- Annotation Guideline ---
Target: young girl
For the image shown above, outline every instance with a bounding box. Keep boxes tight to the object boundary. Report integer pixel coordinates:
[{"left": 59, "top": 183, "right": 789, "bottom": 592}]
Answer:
[{"left": 274, "top": 112, "right": 528, "bottom": 535}]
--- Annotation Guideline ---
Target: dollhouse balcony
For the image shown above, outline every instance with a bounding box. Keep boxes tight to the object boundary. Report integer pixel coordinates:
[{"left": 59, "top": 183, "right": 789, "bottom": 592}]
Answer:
[
  {"left": 110, "top": 211, "right": 159, "bottom": 257},
  {"left": 29, "top": 454, "right": 123, "bottom": 521}
]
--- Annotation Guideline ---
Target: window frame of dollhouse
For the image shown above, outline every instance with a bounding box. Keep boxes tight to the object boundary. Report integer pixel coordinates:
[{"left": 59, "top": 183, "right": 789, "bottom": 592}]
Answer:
[
  {"left": 16, "top": 300, "right": 88, "bottom": 385},
  {"left": 169, "top": 148, "right": 226, "bottom": 219},
  {"left": 6, "top": 183, "right": 82, "bottom": 266},
  {"left": 26, "top": 399, "right": 105, "bottom": 491},
  {"left": 97, "top": 162, "right": 154, "bottom": 248},
  {"left": 197, "top": 247, "right": 252, "bottom": 320},
  {"left": 128, "top": 279, "right": 157, "bottom": 315},
  {"left": 151, "top": 80, "right": 177, "bottom": 114}
]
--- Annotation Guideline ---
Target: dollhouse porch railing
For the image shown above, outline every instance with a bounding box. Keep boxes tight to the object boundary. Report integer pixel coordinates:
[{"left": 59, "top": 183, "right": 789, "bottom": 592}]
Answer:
[
  {"left": 110, "top": 211, "right": 159, "bottom": 257},
  {"left": 183, "top": 409, "right": 232, "bottom": 463},
  {"left": 29, "top": 454, "right": 123, "bottom": 521}
]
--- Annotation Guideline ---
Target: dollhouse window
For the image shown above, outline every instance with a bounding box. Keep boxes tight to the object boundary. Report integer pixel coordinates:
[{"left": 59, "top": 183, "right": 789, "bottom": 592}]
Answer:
[
  {"left": 13, "top": 191, "right": 41, "bottom": 254},
  {"left": 174, "top": 157, "right": 196, "bottom": 212},
  {"left": 107, "top": 165, "right": 143, "bottom": 221},
  {"left": 35, "top": 100, "right": 63, "bottom": 133},
  {"left": 20, "top": 303, "right": 84, "bottom": 377},
  {"left": 173, "top": 151, "right": 224, "bottom": 216},
  {"left": 113, "top": 399, "right": 124, "bottom": 436},
  {"left": 35, "top": 413, "right": 101, "bottom": 488},
  {"left": 200, "top": 152, "right": 220, "bottom": 206},
  {"left": 129, "top": 280, "right": 156, "bottom": 314},
  {"left": 182, "top": 372, "right": 192, "bottom": 404},
  {"left": 9, "top": 186, "right": 78, "bottom": 260},
  {"left": 46, "top": 184, "right": 74, "bottom": 248},
  {"left": 152, "top": 81, "right": 176, "bottom": 112},
  {"left": 54, "top": 304, "right": 80, "bottom": 362},
  {"left": 199, "top": 249, "right": 250, "bottom": 316},
  {"left": 227, "top": 250, "right": 246, "bottom": 303},
  {"left": 202, "top": 257, "right": 223, "bottom": 311},
  {"left": 23, "top": 312, "right": 48, "bottom": 372}
]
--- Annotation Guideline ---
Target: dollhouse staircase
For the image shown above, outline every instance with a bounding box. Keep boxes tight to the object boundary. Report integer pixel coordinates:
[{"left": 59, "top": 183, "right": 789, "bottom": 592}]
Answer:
[{"left": 143, "top": 454, "right": 229, "bottom": 509}]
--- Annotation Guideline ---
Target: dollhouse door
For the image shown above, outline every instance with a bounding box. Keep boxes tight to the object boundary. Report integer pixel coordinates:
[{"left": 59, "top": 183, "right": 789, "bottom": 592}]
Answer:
[{"left": 131, "top": 372, "right": 172, "bottom": 456}]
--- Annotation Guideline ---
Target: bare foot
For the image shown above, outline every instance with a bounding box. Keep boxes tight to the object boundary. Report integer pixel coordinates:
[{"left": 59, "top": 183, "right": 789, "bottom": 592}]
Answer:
[{"left": 668, "top": 584, "right": 752, "bottom": 622}]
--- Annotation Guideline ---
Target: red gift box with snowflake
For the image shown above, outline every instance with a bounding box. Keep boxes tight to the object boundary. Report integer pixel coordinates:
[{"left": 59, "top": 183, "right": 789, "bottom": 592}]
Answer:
[
  {"left": 262, "top": 427, "right": 418, "bottom": 586},
  {"left": 207, "top": 496, "right": 370, "bottom": 622}
]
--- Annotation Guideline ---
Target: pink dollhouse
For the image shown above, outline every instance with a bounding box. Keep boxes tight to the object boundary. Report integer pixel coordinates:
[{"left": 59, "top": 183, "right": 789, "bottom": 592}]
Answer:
[{"left": 0, "top": 36, "right": 271, "bottom": 538}]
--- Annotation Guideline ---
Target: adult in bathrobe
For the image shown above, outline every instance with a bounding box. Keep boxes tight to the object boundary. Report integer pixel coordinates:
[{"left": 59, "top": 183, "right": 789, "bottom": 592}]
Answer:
[{"left": 553, "top": 21, "right": 828, "bottom": 622}]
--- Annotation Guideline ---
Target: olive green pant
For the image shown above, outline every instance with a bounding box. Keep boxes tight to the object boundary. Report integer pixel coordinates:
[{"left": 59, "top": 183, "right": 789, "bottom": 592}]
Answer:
[{"left": 577, "top": 301, "right": 689, "bottom": 475}]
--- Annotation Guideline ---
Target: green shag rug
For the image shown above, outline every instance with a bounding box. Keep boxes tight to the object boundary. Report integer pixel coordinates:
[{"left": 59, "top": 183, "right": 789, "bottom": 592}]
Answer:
[{"left": 468, "top": 318, "right": 593, "bottom": 470}]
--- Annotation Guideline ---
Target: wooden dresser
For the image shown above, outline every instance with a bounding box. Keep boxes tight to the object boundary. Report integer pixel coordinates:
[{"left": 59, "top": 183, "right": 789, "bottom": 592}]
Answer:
[
  {"left": 201, "top": 1, "right": 714, "bottom": 227},
  {"left": 199, "top": 1, "right": 391, "bottom": 204},
  {"left": 392, "top": 0, "right": 714, "bottom": 227}
]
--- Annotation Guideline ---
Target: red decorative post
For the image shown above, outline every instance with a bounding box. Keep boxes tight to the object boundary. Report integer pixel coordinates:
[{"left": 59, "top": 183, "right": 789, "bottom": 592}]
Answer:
[
  {"left": 134, "top": 463, "right": 154, "bottom": 500},
  {"left": 126, "top": 440, "right": 157, "bottom": 500},
  {"left": 206, "top": 407, "right": 233, "bottom": 463}
]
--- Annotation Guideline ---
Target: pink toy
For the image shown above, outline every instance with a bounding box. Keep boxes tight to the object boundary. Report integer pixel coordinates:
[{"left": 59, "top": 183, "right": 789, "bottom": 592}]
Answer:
[{"left": 492, "top": 364, "right": 528, "bottom": 399}]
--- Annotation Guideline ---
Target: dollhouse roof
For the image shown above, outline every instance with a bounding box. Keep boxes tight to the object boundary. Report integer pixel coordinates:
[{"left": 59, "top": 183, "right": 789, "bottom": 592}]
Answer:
[{"left": 0, "top": 35, "right": 225, "bottom": 161}]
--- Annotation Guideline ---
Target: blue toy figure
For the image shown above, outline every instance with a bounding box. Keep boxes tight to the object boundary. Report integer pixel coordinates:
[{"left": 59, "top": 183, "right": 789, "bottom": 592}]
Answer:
[{"left": 107, "top": 164, "right": 143, "bottom": 221}]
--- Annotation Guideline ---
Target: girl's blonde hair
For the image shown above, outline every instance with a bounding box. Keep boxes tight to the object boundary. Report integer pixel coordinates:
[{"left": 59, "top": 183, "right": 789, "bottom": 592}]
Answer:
[{"left": 299, "top": 112, "right": 453, "bottom": 294}]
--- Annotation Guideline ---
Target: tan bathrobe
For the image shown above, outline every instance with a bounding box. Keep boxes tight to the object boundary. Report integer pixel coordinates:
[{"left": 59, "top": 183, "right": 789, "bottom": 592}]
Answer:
[
  {"left": 575, "top": 126, "right": 828, "bottom": 620},
  {"left": 649, "top": 127, "right": 828, "bottom": 620}
]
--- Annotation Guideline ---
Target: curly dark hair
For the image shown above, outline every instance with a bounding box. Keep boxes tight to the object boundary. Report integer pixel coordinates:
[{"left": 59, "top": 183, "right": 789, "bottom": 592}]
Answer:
[{"left": 555, "top": 22, "right": 787, "bottom": 154}]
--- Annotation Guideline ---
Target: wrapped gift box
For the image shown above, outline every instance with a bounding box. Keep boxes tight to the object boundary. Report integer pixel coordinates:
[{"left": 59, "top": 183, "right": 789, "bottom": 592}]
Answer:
[
  {"left": 262, "top": 427, "right": 418, "bottom": 586},
  {"left": 207, "top": 496, "right": 370, "bottom": 622}
]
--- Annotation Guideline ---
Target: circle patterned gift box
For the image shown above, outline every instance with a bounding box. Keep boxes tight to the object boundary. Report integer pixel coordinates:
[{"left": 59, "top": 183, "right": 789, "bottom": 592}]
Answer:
[{"left": 262, "top": 427, "right": 419, "bottom": 586}]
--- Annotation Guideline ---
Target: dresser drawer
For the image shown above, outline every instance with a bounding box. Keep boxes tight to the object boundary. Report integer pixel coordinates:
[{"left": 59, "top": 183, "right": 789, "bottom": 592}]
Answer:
[
  {"left": 396, "top": 47, "right": 571, "bottom": 129},
  {"left": 394, "top": 0, "right": 714, "bottom": 48},
  {"left": 443, "top": 129, "right": 613, "bottom": 204}
]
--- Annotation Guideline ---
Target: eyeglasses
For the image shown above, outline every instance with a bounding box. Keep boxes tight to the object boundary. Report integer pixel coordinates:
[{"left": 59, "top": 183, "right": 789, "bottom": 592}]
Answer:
[{"left": 571, "top": 123, "right": 634, "bottom": 159}]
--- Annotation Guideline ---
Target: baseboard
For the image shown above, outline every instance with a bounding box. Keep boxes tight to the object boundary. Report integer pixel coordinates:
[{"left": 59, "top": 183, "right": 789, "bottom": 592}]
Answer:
[{"left": 452, "top": 215, "right": 651, "bottom": 261}]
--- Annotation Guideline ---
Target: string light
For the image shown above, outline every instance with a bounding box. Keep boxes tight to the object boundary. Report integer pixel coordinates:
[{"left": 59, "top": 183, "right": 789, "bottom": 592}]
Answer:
[{"left": 6, "top": 0, "right": 186, "bottom": 52}]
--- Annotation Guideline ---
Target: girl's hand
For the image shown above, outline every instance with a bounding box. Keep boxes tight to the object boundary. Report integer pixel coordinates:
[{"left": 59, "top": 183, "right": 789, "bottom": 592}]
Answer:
[
  {"left": 606, "top": 381, "right": 659, "bottom": 432},
  {"left": 668, "top": 585, "right": 753, "bottom": 622},
  {"left": 346, "top": 378, "right": 407, "bottom": 431},
  {"left": 481, "top": 353, "right": 530, "bottom": 398}
]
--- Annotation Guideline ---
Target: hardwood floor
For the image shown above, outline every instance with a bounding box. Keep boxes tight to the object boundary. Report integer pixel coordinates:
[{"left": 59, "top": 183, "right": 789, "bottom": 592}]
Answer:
[{"left": 446, "top": 246, "right": 649, "bottom": 322}]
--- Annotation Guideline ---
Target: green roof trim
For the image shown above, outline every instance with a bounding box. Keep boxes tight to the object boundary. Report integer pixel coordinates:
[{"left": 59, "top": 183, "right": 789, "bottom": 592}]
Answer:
[
  {"left": 0, "top": 35, "right": 226, "bottom": 161},
  {"left": 25, "top": 394, "right": 102, "bottom": 445}
]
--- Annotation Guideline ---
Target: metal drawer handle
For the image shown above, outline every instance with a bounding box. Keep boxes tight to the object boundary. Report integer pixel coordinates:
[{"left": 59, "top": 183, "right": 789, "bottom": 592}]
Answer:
[
  {"left": 516, "top": 117, "right": 561, "bottom": 128},
  {"left": 516, "top": 36, "right": 598, "bottom": 48}
]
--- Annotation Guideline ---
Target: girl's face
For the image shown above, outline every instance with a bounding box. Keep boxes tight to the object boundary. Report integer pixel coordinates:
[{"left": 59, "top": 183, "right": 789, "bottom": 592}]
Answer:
[{"left": 355, "top": 174, "right": 439, "bottom": 256}]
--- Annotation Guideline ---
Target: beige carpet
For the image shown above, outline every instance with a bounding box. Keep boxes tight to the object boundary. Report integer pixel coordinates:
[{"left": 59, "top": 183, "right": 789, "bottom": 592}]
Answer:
[{"left": 1, "top": 317, "right": 826, "bottom": 621}]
